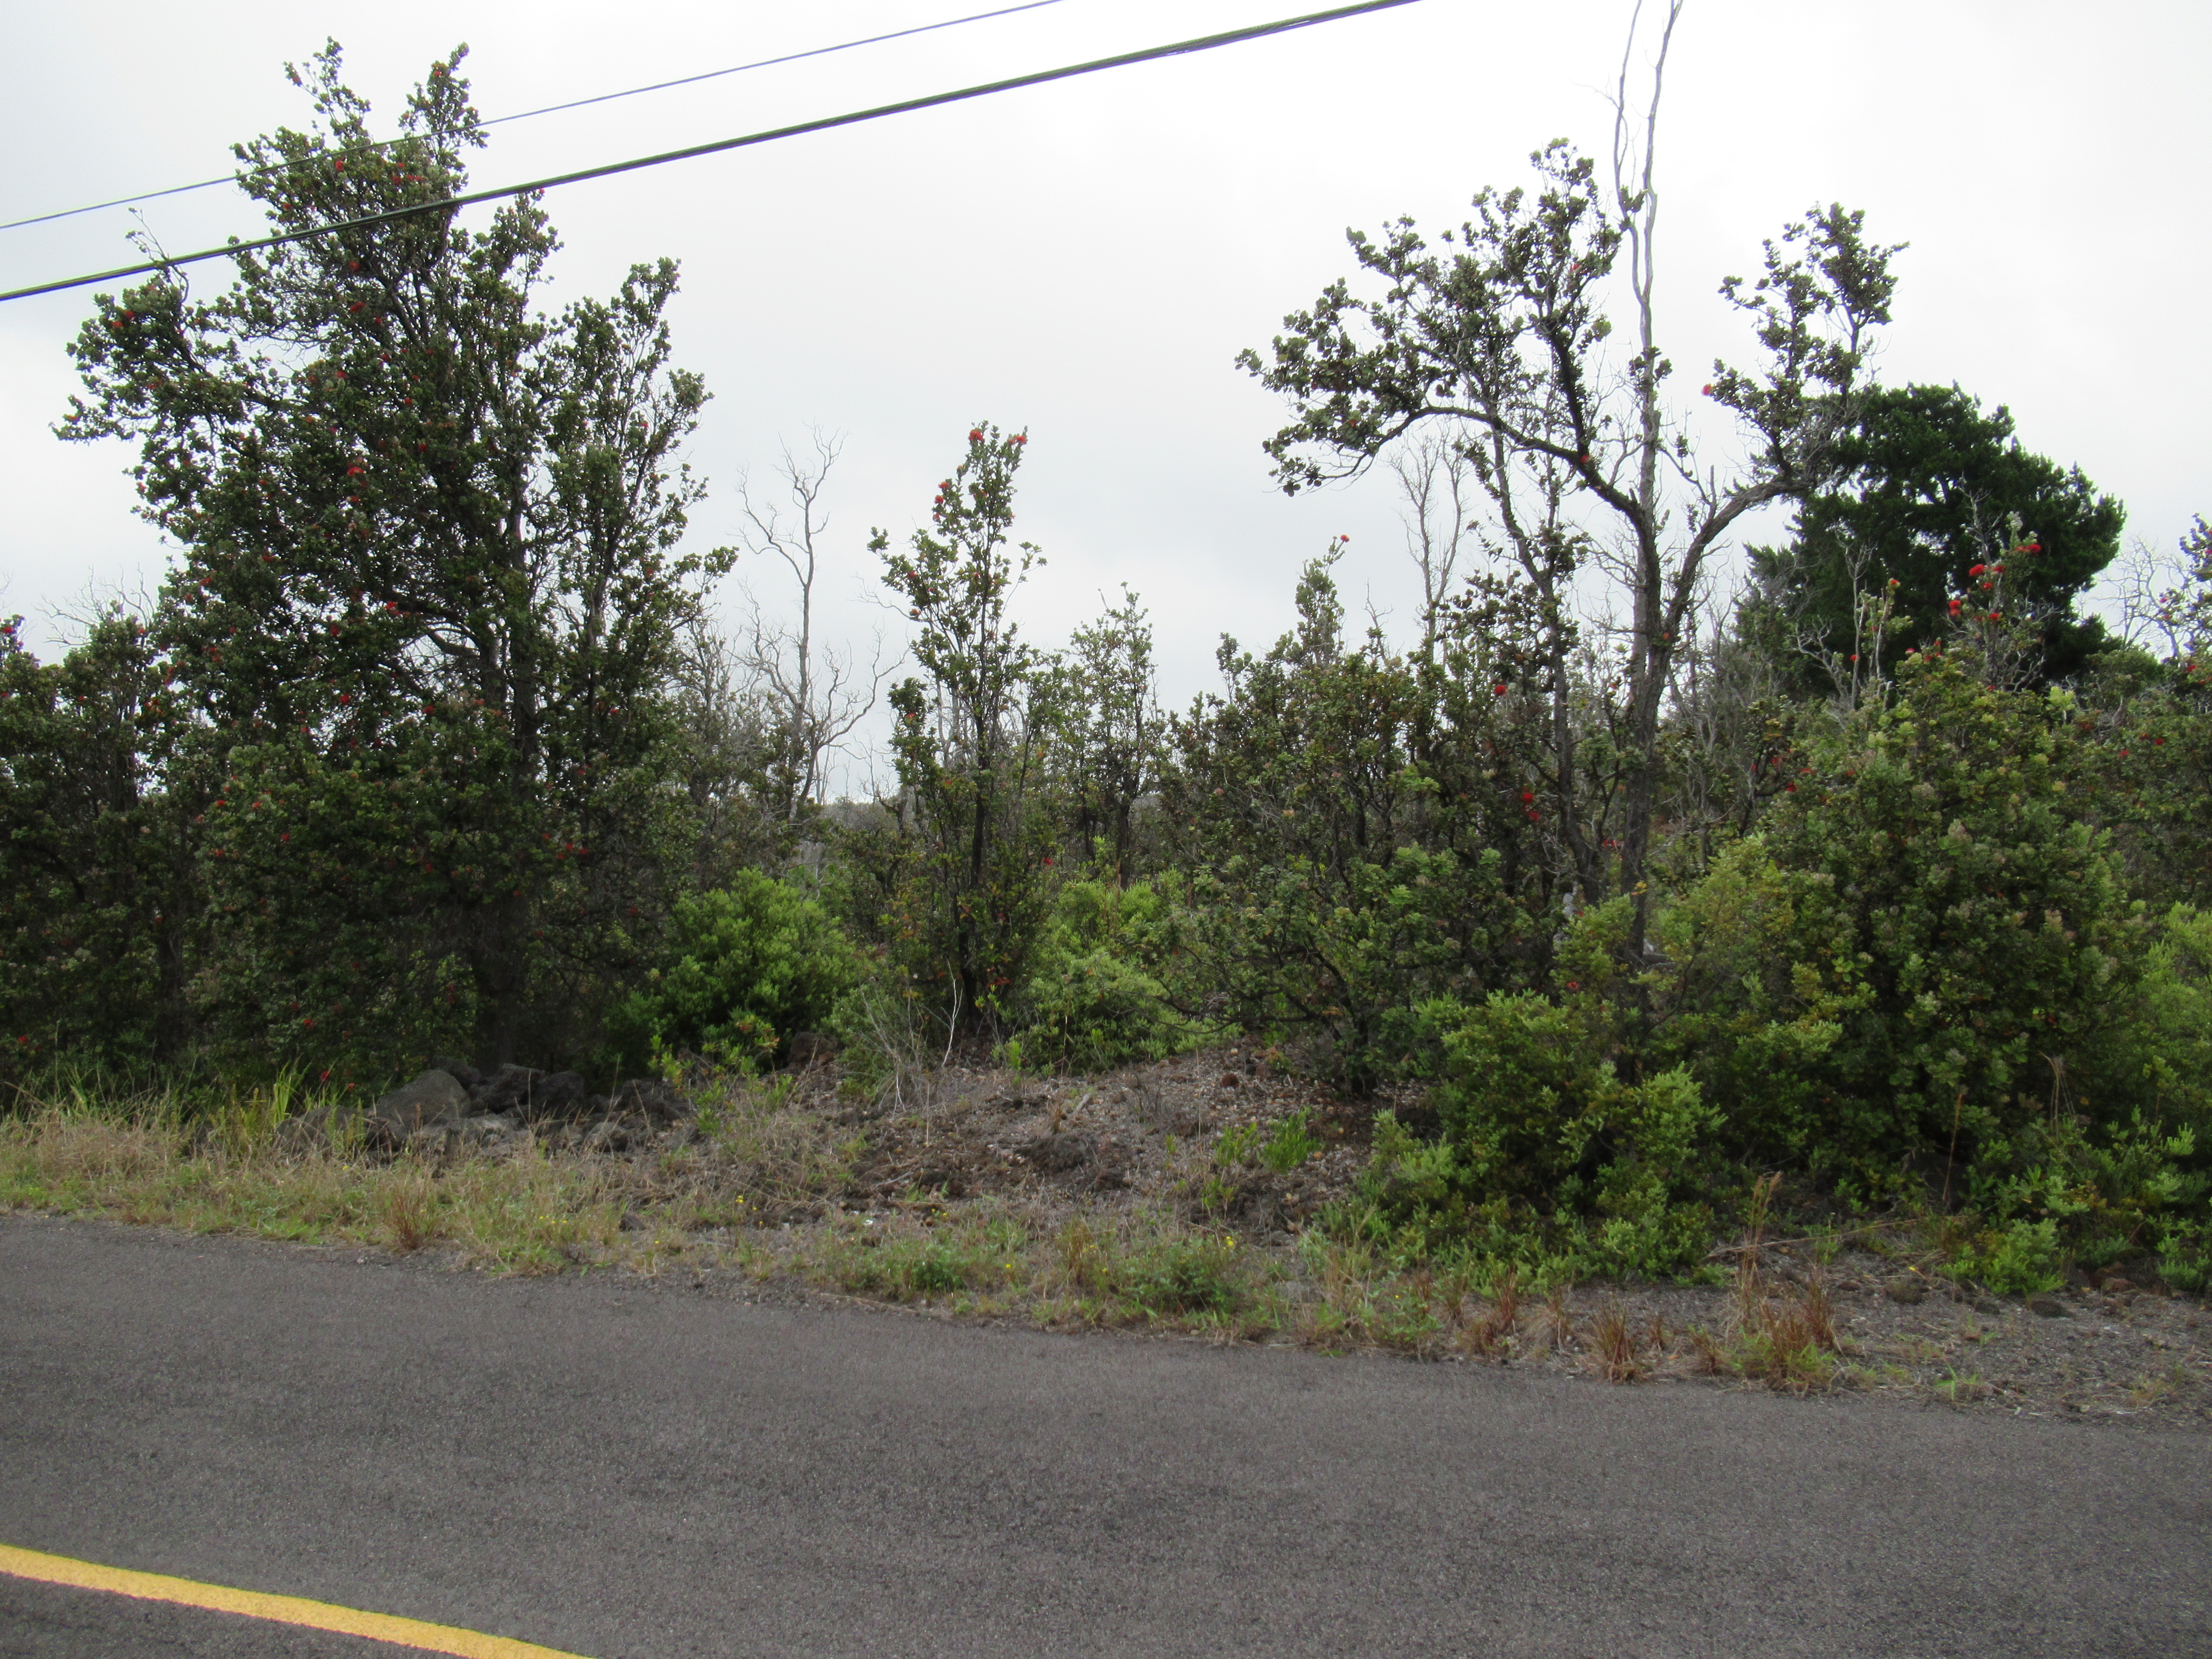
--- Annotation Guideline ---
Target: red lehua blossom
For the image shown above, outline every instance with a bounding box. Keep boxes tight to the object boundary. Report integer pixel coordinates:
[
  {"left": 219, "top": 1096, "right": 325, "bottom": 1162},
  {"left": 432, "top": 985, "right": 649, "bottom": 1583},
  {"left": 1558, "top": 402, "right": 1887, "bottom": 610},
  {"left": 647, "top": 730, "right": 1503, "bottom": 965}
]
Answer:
[
  {"left": 1968, "top": 563, "right": 1985, "bottom": 576},
  {"left": 1701, "top": 384, "right": 1713, "bottom": 396},
  {"left": 968, "top": 429, "right": 983, "bottom": 441},
  {"left": 1493, "top": 684, "right": 1508, "bottom": 696}
]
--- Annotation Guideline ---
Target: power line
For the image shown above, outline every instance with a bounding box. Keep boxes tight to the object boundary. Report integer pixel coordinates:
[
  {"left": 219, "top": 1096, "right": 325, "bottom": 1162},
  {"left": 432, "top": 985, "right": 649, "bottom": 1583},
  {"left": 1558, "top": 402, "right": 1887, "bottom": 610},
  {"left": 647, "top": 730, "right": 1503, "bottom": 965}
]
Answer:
[
  {"left": 0, "top": 0, "right": 1420, "bottom": 306},
  {"left": 0, "top": 0, "right": 1074, "bottom": 236}
]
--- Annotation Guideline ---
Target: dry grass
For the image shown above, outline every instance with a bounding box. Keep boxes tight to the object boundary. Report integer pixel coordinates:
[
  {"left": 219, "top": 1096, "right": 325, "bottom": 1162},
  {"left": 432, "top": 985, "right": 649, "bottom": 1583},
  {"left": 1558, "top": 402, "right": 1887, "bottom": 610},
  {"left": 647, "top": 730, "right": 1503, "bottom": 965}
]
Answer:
[
  {"left": 0, "top": 1071, "right": 857, "bottom": 1274},
  {"left": 1590, "top": 1297, "right": 1644, "bottom": 1382}
]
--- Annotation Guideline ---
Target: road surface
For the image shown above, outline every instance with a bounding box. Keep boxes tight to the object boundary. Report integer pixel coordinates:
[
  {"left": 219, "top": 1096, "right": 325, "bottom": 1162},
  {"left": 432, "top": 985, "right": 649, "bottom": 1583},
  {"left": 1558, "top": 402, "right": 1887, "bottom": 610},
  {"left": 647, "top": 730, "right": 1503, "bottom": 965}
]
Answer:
[{"left": 2, "top": 1214, "right": 2205, "bottom": 1656}]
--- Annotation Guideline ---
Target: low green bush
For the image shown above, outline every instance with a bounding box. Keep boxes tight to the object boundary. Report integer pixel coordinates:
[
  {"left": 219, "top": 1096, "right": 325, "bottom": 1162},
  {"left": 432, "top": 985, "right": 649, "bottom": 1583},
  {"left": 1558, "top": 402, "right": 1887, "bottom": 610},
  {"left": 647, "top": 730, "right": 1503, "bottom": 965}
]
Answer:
[
  {"left": 601, "top": 871, "right": 857, "bottom": 1076},
  {"left": 1016, "top": 879, "right": 1204, "bottom": 1071}
]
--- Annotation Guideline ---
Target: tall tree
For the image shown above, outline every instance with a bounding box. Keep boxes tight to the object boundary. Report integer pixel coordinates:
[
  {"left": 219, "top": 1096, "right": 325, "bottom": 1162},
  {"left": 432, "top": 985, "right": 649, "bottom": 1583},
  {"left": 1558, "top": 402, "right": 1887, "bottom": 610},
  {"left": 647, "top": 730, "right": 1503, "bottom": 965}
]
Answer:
[
  {"left": 1750, "top": 382, "right": 2125, "bottom": 684},
  {"left": 59, "top": 44, "right": 725, "bottom": 1070},
  {"left": 1238, "top": 2, "right": 1900, "bottom": 951},
  {"left": 0, "top": 608, "right": 204, "bottom": 1069},
  {"left": 872, "top": 424, "right": 1059, "bottom": 1030}
]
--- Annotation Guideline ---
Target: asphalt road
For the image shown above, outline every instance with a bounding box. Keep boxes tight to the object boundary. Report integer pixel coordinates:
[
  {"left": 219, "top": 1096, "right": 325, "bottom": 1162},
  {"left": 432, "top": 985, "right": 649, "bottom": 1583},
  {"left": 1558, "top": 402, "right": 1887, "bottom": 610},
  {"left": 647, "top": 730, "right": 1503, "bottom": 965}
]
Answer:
[{"left": 2, "top": 1214, "right": 2206, "bottom": 1659}]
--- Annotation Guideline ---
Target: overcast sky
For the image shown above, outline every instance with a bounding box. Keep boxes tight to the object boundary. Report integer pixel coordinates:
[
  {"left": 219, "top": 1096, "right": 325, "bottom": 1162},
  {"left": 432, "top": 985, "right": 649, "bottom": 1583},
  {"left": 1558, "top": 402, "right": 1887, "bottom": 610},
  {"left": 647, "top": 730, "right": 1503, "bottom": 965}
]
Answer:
[{"left": 3, "top": 0, "right": 2207, "bottom": 759}]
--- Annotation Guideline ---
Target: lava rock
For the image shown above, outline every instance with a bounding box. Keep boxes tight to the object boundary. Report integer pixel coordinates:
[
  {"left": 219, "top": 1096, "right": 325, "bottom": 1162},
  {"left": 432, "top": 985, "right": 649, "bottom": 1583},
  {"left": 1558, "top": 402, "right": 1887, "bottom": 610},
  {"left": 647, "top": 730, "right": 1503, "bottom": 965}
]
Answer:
[
  {"left": 2027, "top": 1293, "right": 2072, "bottom": 1318},
  {"left": 472, "top": 1065, "right": 542, "bottom": 1116},
  {"left": 784, "top": 1031, "right": 838, "bottom": 1071},
  {"left": 429, "top": 1058, "right": 484, "bottom": 1093},
  {"left": 1026, "top": 1131, "right": 1095, "bottom": 1173},
  {"left": 1885, "top": 1277, "right": 1927, "bottom": 1305},
  {"left": 371, "top": 1069, "right": 470, "bottom": 1135},
  {"left": 609, "top": 1078, "right": 695, "bottom": 1124},
  {"left": 473, "top": 1065, "right": 591, "bottom": 1123}
]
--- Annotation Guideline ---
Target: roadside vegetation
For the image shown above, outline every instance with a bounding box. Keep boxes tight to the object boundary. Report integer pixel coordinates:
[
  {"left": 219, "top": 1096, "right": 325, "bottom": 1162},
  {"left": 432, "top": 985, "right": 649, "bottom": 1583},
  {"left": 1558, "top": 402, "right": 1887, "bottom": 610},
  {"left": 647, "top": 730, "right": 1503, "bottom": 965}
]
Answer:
[{"left": 6, "top": 27, "right": 2212, "bottom": 1417}]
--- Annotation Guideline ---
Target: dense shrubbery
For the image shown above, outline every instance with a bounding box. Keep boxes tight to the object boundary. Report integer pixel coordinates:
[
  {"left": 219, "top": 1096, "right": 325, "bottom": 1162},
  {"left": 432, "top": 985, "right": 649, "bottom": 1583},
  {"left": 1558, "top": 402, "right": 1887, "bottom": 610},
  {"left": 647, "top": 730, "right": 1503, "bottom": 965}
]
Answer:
[
  {"left": 600, "top": 871, "right": 856, "bottom": 1076},
  {"left": 8, "top": 51, "right": 2210, "bottom": 1295}
]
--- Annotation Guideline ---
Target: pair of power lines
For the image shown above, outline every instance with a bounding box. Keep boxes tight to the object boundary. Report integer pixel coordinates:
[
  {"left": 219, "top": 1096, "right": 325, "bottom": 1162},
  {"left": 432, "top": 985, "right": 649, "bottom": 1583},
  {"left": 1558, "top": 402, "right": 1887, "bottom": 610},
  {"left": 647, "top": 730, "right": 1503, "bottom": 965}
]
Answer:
[{"left": 0, "top": 0, "right": 1420, "bottom": 305}]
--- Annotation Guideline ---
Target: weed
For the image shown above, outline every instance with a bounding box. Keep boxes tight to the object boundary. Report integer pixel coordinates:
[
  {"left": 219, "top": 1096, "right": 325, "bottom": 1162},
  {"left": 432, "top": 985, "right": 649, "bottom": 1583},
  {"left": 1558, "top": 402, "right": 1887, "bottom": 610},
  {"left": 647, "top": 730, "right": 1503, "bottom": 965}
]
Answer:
[
  {"left": 1539, "top": 1279, "right": 1575, "bottom": 1352},
  {"left": 1726, "top": 1268, "right": 1845, "bottom": 1393},
  {"left": 1457, "top": 1263, "right": 1519, "bottom": 1359},
  {"left": 2124, "top": 1364, "right": 2189, "bottom": 1409},
  {"left": 1213, "top": 1123, "right": 1263, "bottom": 1169},
  {"left": 1932, "top": 1368, "right": 1992, "bottom": 1405},
  {"left": 1590, "top": 1297, "right": 1642, "bottom": 1382},
  {"left": 1894, "top": 1333, "right": 1944, "bottom": 1365},
  {"left": 1120, "top": 1233, "right": 1246, "bottom": 1317},
  {"left": 1259, "top": 1111, "right": 1319, "bottom": 1174},
  {"left": 1686, "top": 1326, "right": 1729, "bottom": 1375},
  {"left": 380, "top": 1174, "right": 440, "bottom": 1253}
]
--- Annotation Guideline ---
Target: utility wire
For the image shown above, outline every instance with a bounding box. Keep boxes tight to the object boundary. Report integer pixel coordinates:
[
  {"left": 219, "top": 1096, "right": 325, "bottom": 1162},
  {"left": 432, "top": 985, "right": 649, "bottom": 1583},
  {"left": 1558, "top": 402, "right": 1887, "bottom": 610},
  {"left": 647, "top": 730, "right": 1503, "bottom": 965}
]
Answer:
[
  {"left": 0, "top": 0, "right": 1072, "bottom": 235},
  {"left": 0, "top": 0, "right": 1420, "bottom": 306}
]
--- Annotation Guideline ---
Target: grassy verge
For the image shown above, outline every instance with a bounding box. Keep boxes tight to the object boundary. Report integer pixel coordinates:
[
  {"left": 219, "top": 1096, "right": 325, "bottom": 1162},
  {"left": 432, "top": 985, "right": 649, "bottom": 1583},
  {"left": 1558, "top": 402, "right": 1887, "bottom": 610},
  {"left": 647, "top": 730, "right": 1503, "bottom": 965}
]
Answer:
[
  {"left": 0, "top": 1080, "right": 1878, "bottom": 1394},
  {"left": 49, "top": 1073, "right": 2208, "bottom": 1417}
]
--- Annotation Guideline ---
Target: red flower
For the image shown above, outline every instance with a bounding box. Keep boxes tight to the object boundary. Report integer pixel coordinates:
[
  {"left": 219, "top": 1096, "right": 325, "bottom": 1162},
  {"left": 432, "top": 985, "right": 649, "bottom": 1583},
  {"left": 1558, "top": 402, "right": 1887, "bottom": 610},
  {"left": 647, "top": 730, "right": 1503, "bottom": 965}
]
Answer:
[
  {"left": 1521, "top": 791, "right": 1534, "bottom": 803},
  {"left": 1493, "top": 684, "right": 1508, "bottom": 696},
  {"left": 968, "top": 428, "right": 983, "bottom": 441},
  {"left": 1700, "top": 384, "right": 1713, "bottom": 396},
  {"left": 1011, "top": 434, "right": 1027, "bottom": 445},
  {"left": 1968, "top": 563, "right": 1985, "bottom": 576}
]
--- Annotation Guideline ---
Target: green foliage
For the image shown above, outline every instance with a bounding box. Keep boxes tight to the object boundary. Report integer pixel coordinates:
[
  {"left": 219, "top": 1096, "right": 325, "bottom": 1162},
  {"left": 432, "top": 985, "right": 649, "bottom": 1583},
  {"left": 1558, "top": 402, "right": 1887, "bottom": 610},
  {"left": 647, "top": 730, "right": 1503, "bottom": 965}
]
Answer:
[
  {"left": 58, "top": 44, "right": 721, "bottom": 1069},
  {"left": 1749, "top": 649, "right": 2147, "bottom": 1191},
  {"left": 865, "top": 423, "right": 1059, "bottom": 1032},
  {"left": 1753, "top": 384, "right": 2125, "bottom": 684},
  {"left": 1017, "top": 879, "right": 1200, "bottom": 1071},
  {"left": 1260, "top": 1110, "right": 1319, "bottom": 1173},
  {"left": 1115, "top": 1234, "right": 1245, "bottom": 1316},
  {"left": 1165, "top": 552, "right": 1549, "bottom": 1088},
  {"left": 1340, "top": 963, "right": 1723, "bottom": 1279},
  {"left": 602, "top": 871, "right": 856, "bottom": 1075},
  {"left": 1050, "top": 589, "right": 1164, "bottom": 879},
  {"left": 1238, "top": 137, "right": 1900, "bottom": 924},
  {"left": 1951, "top": 1219, "right": 2066, "bottom": 1295},
  {"left": 0, "top": 610, "right": 201, "bottom": 1073}
]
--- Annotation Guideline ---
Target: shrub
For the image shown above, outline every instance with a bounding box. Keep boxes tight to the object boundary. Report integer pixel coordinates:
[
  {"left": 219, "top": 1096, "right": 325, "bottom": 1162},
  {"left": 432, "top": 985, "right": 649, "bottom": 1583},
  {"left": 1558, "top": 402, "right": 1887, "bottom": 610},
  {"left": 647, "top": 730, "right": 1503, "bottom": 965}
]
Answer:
[
  {"left": 1341, "top": 958, "right": 1723, "bottom": 1278},
  {"left": 1749, "top": 650, "right": 2151, "bottom": 1194},
  {"left": 1017, "top": 879, "right": 1201, "bottom": 1071},
  {"left": 602, "top": 871, "right": 856, "bottom": 1075}
]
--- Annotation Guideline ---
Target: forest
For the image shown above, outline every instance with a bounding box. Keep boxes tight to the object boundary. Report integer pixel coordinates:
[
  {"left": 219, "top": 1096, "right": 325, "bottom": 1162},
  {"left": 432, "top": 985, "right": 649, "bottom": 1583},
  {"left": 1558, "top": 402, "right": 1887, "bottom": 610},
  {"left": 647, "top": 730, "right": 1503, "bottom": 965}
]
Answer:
[{"left": 5, "top": 42, "right": 2210, "bottom": 1309}]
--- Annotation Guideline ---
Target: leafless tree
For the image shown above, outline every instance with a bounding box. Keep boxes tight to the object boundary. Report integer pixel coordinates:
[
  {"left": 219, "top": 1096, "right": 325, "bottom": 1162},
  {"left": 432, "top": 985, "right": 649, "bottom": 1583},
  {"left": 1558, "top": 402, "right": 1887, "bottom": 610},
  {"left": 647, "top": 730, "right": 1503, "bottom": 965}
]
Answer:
[
  {"left": 1244, "top": 0, "right": 1901, "bottom": 953},
  {"left": 728, "top": 432, "right": 897, "bottom": 818},
  {"left": 1390, "top": 429, "right": 1478, "bottom": 655}
]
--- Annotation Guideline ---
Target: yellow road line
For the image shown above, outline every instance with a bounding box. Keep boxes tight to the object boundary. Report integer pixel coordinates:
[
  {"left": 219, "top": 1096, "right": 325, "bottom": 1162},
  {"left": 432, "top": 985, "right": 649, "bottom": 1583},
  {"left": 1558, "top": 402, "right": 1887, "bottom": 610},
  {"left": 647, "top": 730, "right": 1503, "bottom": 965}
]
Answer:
[{"left": 0, "top": 1543, "right": 594, "bottom": 1658}]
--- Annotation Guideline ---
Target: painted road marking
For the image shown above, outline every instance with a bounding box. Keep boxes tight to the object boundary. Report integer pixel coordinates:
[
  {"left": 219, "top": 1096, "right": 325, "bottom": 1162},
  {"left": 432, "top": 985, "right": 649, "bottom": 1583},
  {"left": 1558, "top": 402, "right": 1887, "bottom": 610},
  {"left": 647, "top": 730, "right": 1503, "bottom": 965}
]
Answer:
[{"left": 0, "top": 1543, "right": 594, "bottom": 1658}]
